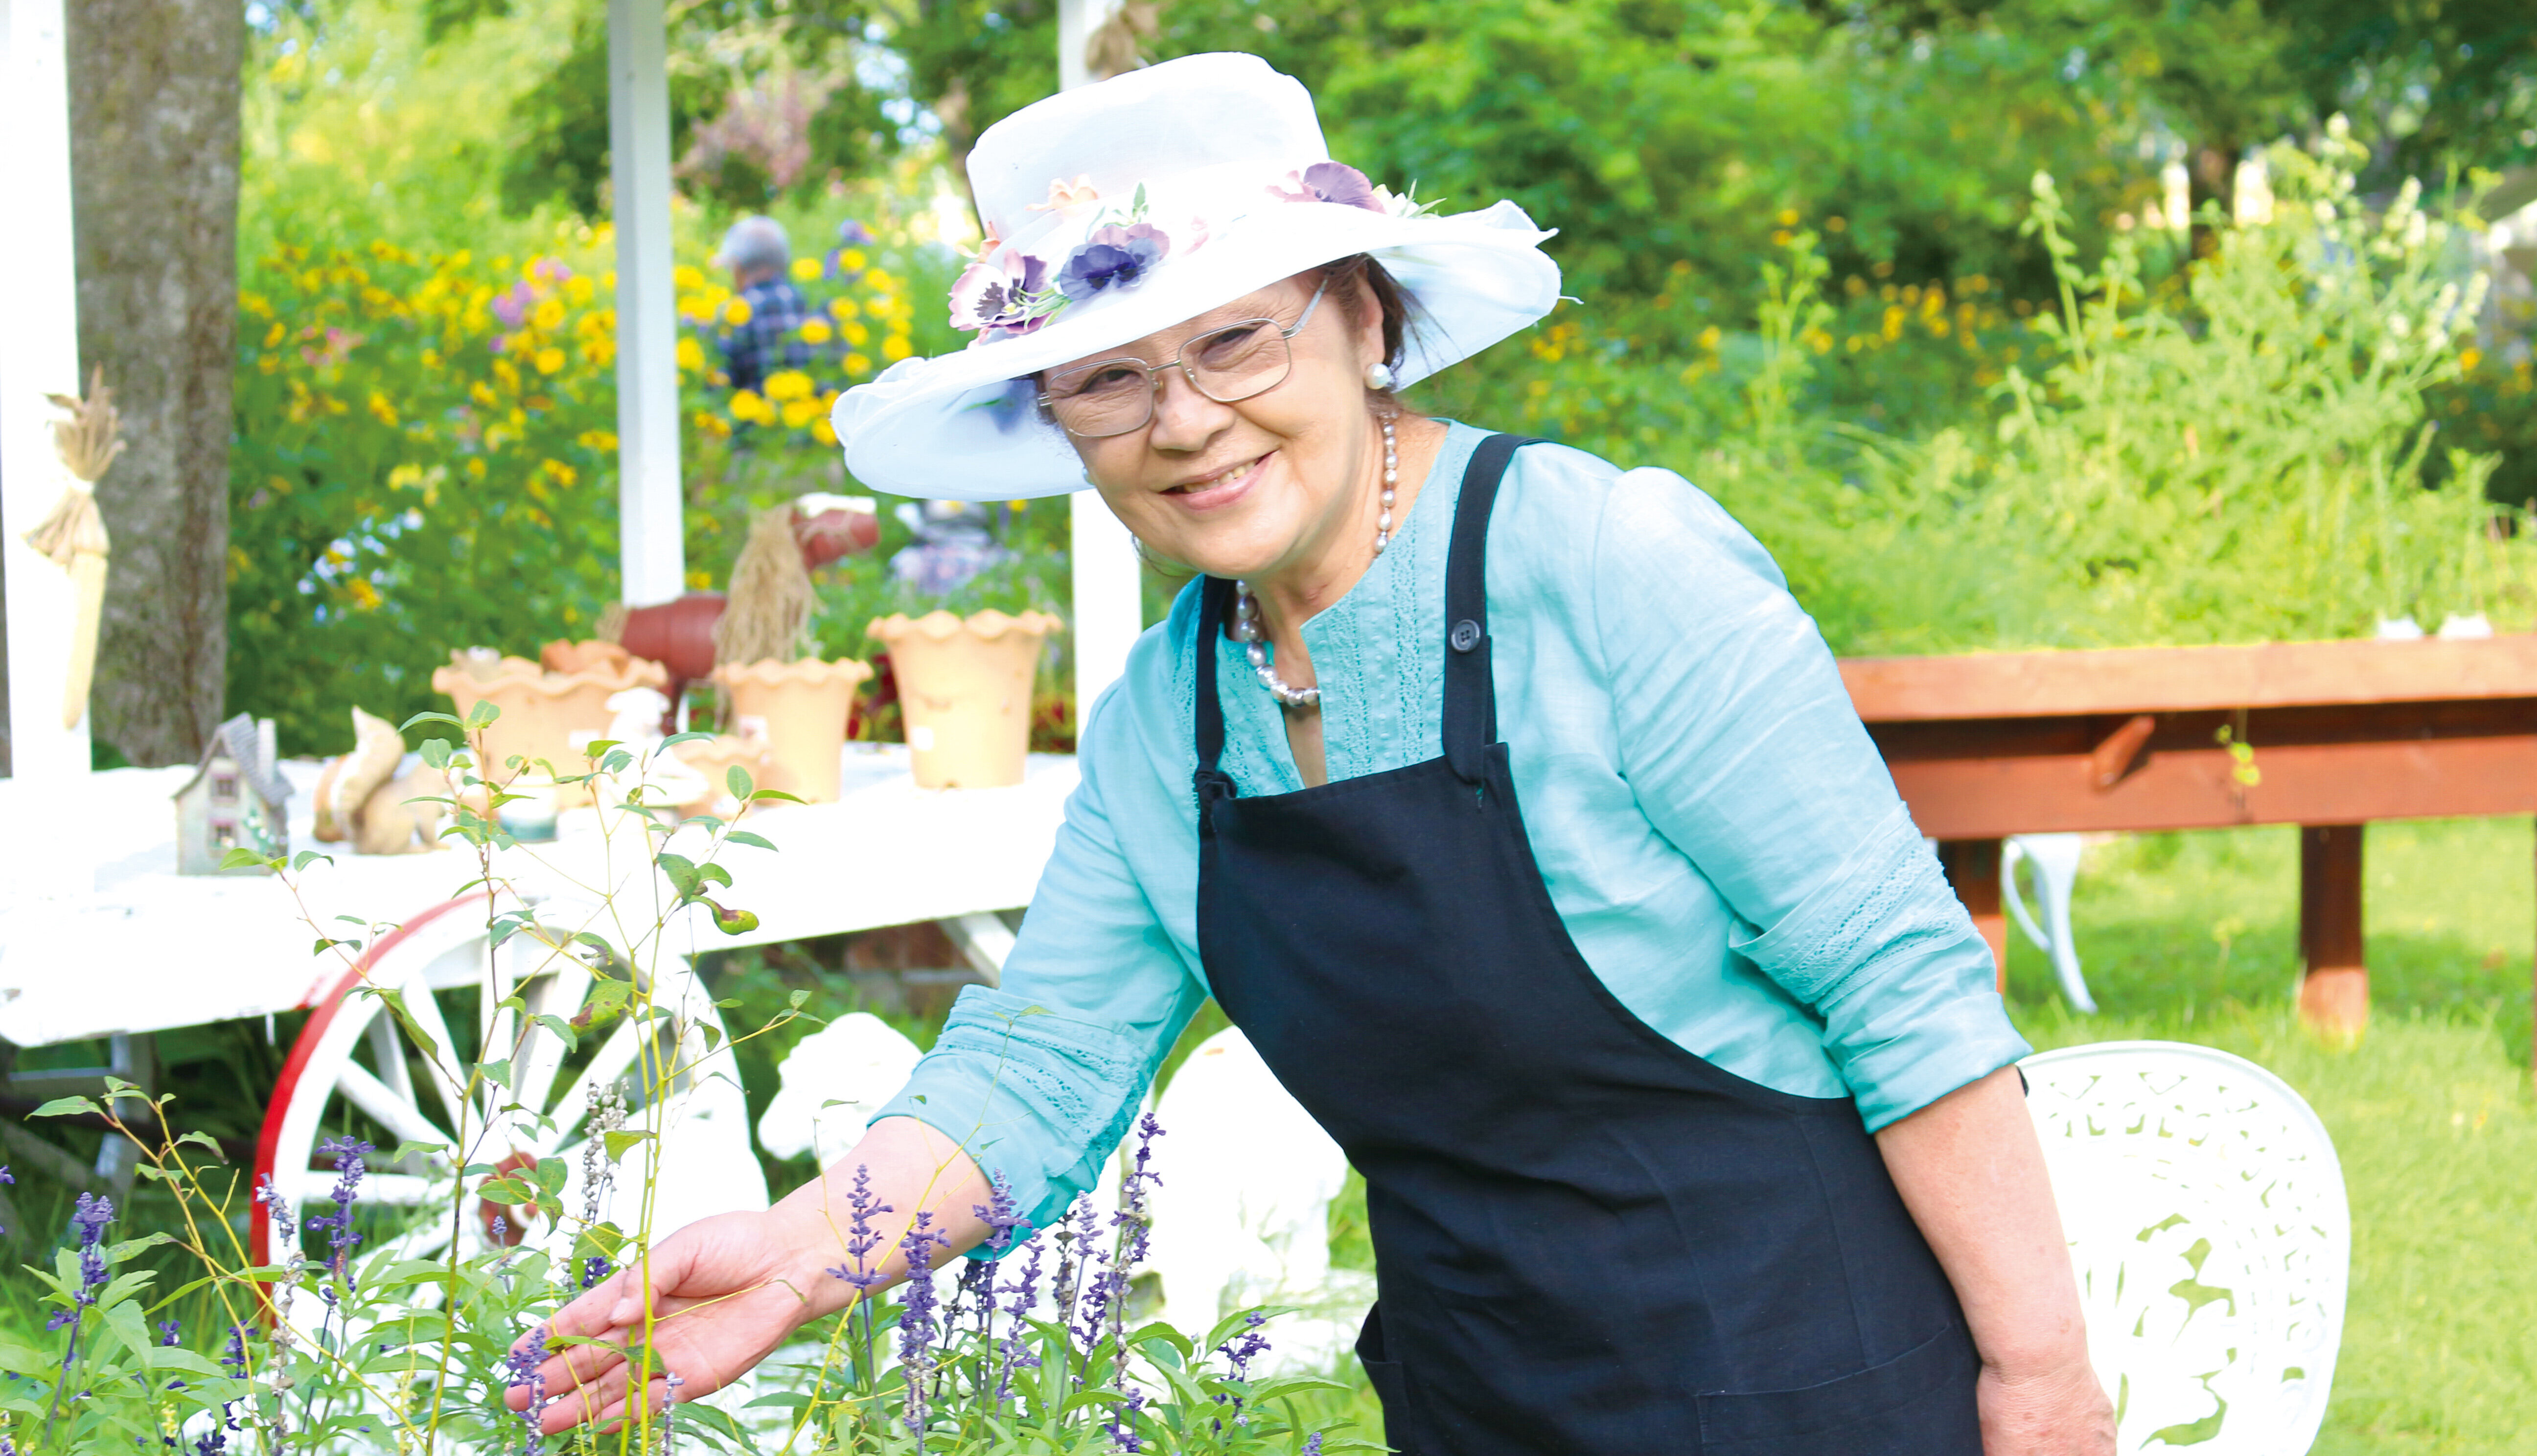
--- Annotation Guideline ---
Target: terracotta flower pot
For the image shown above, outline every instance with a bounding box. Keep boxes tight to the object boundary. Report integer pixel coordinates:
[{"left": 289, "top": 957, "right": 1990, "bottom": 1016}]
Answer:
[
  {"left": 429, "top": 650, "right": 669, "bottom": 805},
  {"left": 868, "top": 609, "right": 1062, "bottom": 789},
  {"left": 712, "top": 658, "right": 876, "bottom": 804}
]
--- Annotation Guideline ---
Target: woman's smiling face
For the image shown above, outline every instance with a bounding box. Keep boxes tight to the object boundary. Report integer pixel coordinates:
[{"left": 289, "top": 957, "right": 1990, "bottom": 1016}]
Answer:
[{"left": 1050, "top": 268, "right": 1389, "bottom": 586}]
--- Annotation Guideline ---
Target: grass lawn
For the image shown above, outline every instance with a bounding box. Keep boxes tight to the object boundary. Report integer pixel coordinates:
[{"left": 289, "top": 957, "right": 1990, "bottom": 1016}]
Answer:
[{"left": 2004, "top": 818, "right": 2537, "bottom": 1455}]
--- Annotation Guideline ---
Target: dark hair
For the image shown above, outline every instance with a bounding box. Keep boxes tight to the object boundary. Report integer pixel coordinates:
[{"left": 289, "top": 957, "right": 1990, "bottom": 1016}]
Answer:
[{"left": 1315, "top": 253, "right": 1420, "bottom": 375}]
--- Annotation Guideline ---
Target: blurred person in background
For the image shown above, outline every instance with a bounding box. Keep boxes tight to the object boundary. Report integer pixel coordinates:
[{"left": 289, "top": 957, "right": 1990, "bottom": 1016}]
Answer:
[{"left": 712, "top": 215, "right": 811, "bottom": 397}]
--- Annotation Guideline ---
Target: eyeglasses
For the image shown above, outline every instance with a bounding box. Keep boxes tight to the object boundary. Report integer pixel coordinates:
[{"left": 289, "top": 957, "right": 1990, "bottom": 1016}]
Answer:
[{"left": 1038, "top": 273, "right": 1335, "bottom": 439}]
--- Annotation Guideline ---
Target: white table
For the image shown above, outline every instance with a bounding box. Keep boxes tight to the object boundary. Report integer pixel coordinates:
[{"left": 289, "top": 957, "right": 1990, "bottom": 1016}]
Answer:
[{"left": 0, "top": 743, "right": 1076, "bottom": 1049}]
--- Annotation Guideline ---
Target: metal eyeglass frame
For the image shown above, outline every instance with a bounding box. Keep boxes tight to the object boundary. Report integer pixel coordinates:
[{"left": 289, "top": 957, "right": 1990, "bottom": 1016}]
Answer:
[{"left": 1037, "top": 272, "right": 1336, "bottom": 438}]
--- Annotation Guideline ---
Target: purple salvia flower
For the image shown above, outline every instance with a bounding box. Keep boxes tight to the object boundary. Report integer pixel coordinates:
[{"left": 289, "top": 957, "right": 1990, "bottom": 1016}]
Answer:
[
  {"left": 253, "top": 1173, "right": 298, "bottom": 1243},
  {"left": 306, "top": 1136, "right": 370, "bottom": 1288},
  {"left": 158, "top": 1320, "right": 182, "bottom": 1347},
  {"left": 1303, "top": 1434, "right": 1323, "bottom": 1455},
  {"left": 502, "top": 1326, "right": 548, "bottom": 1456},
  {"left": 580, "top": 1253, "right": 612, "bottom": 1290},
  {"left": 896, "top": 1211, "right": 951, "bottom": 1449},
  {"left": 973, "top": 1171, "right": 1031, "bottom": 1255},
  {"left": 825, "top": 1164, "right": 894, "bottom": 1291}
]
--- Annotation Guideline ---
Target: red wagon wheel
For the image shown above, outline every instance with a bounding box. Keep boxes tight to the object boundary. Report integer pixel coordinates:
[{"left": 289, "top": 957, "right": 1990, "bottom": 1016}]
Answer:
[{"left": 252, "top": 891, "right": 765, "bottom": 1273}]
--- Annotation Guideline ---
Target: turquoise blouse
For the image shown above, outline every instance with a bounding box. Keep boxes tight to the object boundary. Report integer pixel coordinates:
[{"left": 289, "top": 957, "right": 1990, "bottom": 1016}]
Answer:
[{"left": 878, "top": 423, "right": 2029, "bottom": 1234}]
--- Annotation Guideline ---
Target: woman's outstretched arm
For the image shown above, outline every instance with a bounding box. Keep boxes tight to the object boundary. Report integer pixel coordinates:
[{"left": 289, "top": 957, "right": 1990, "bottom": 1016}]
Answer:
[
  {"left": 1876, "top": 1067, "right": 2116, "bottom": 1456},
  {"left": 508, "top": 1115, "right": 993, "bottom": 1435}
]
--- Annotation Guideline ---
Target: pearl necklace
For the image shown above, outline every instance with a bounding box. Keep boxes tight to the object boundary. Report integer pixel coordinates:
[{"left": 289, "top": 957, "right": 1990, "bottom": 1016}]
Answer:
[{"left": 1232, "top": 414, "right": 1396, "bottom": 711}]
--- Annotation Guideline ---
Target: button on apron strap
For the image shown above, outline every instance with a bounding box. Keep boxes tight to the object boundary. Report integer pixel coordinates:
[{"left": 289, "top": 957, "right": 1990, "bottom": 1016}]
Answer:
[{"left": 1443, "top": 433, "right": 1541, "bottom": 783}]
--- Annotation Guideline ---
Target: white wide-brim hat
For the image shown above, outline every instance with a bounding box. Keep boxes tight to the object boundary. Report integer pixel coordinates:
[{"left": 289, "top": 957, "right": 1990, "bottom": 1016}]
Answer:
[{"left": 830, "top": 51, "right": 1561, "bottom": 500}]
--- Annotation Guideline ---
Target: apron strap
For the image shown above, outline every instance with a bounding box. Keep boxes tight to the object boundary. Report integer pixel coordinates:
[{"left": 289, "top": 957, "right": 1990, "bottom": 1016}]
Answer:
[
  {"left": 1195, "top": 573, "right": 1236, "bottom": 777},
  {"left": 1443, "top": 433, "right": 1540, "bottom": 782}
]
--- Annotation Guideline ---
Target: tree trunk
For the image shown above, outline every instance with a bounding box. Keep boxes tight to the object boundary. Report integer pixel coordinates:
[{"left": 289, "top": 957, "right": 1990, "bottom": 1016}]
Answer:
[{"left": 65, "top": 0, "right": 242, "bottom": 767}]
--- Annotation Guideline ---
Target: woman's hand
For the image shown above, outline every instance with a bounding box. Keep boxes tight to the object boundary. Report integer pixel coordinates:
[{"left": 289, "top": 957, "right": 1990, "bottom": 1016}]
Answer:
[
  {"left": 1876, "top": 1066, "right": 2115, "bottom": 1456},
  {"left": 506, "top": 1115, "right": 993, "bottom": 1435},
  {"left": 506, "top": 1208, "right": 824, "bottom": 1435}
]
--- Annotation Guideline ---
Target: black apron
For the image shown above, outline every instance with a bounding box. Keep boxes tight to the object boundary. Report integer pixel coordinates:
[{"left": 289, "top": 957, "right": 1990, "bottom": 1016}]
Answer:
[{"left": 1191, "top": 434, "right": 1982, "bottom": 1455}]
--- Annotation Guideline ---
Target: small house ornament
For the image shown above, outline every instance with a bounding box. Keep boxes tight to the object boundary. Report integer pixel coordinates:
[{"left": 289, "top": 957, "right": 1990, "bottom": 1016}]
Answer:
[{"left": 174, "top": 713, "right": 291, "bottom": 874}]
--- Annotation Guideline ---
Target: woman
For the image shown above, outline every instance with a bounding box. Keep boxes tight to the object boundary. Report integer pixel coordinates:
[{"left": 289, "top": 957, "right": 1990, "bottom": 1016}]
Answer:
[{"left": 518, "top": 53, "right": 2113, "bottom": 1454}]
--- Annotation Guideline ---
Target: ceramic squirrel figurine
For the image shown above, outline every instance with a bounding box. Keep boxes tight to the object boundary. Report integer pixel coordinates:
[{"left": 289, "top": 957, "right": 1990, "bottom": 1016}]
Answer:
[{"left": 311, "top": 706, "right": 450, "bottom": 854}]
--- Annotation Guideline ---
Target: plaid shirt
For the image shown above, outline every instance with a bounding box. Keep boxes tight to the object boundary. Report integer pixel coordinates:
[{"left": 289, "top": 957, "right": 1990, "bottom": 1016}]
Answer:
[{"left": 721, "top": 277, "right": 812, "bottom": 395}]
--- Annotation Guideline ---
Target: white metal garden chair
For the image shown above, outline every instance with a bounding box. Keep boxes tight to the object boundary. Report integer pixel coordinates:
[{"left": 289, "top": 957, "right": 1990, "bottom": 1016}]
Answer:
[
  {"left": 2005, "top": 832, "right": 2099, "bottom": 1012},
  {"left": 2022, "top": 1041, "right": 2349, "bottom": 1456}
]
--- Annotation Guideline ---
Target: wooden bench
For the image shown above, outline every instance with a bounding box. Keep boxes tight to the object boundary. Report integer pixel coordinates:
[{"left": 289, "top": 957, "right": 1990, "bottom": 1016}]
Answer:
[{"left": 1839, "top": 637, "right": 2537, "bottom": 1035}]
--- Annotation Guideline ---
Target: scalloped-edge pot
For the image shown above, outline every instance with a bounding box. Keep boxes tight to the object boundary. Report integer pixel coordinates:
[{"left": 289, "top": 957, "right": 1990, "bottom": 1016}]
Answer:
[
  {"left": 429, "top": 652, "right": 669, "bottom": 806},
  {"left": 711, "top": 658, "right": 876, "bottom": 803},
  {"left": 868, "top": 609, "right": 1062, "bottom": 789}
]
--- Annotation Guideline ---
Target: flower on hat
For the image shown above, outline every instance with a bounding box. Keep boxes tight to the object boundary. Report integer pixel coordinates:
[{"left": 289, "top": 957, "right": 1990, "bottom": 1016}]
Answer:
[
  {"left": 949, "top": 251, "right": 1057, "bottom": 338},
  {"left": 1268, "top": 162, "right": 1384, "bottom": 213},
  {"left": 1056, "top": 222, "right": 1172, "bottom": 302},
  {"left": 1030, "top": 175, "right": 1102, "bottom": 213}
]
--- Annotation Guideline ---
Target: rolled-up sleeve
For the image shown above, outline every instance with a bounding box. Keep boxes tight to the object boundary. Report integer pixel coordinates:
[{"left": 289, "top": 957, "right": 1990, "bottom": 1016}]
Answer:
[
  {"left": 872, "top": 682, "right": 1210, "bottom": 1237},
  {"left": 1590, "top": 467, "right": 2028, "bottom": 1130}
]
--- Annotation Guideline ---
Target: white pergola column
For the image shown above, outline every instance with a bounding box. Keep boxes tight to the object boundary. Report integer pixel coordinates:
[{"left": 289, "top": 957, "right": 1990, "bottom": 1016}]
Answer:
[
  {"left": 0, "top": 0, "right": 93, "bottom": 787},
  {"left": 1058, "top": 0, "right": 1145, "bottom": 719},
  {"left": 608, "top": 0, "right": 684, "bottom": 607}
]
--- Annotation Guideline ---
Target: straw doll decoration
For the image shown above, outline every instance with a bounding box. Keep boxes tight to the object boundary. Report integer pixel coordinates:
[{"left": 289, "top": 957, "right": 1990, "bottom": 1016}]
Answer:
[{"left": 25, "top": 368, "right": 119, "bottom": 730}]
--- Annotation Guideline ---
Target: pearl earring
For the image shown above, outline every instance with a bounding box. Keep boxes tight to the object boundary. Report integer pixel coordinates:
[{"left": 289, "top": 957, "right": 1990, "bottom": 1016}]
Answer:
[{"left": 1363, "top": 362, "right": 1396, "bottom": 391}]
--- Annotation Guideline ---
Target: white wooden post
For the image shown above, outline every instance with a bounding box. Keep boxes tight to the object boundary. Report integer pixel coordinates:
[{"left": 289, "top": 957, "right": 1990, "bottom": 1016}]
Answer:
[
  {"left": 0, "top": 0, "right": 93, "bottom": 787},
  {"left": 1058, "top": 0, "right": 1146, "bottom": 719},
  {"left": 608, "top": 0, "right": 684, "bottom": 607}
]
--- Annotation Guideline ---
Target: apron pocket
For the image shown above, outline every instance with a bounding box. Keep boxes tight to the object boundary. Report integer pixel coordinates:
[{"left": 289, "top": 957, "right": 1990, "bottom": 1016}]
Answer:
[
  {"left": 1695, "top": 1323, "right": 1979, "bottom": 1452},
  {"left": 1355, "top": 1304, "right": 1427, "bottom": 1456}
]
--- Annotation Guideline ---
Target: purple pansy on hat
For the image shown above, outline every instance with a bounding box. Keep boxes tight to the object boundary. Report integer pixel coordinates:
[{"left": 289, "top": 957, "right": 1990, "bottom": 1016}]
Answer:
[
  {"left": 1056, "top": 223, "right": 1172, "bottom": 301},
  {"left": 1268, "top": 162, "right": 1384, "bottom": 212},
  {"left": 949, "top": 252, "right": 1053, "bottom": 338}
]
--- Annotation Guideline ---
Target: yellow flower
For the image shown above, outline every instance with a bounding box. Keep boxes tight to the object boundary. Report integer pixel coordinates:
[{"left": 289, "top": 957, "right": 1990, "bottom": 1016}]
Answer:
[
  {"left": 534, "top": 346, "right": 566, "bottom": 374},
  {"left": 845, "top": 352, "right": 872, "bottom": 376},
  {"left": 782, "top": 399, "right": 823, "bottom": 429},
  {"left": 1776, "top": 208, "right": 1799, "bottom": 226},
  {"left": 389, "top": 463, "right": 425, "bottom": 490},
  {"left": 865, "top": 269, "right": 897, "bottom": 293},
  {"left": 730, "top": 389, "right": 772, "bottom": 425},
  {"left": 843, "top": 321, "right": 871, "bottom": 346},
  {"left": 687, "top": 569, "right": 714, "bottom": 590},
  {"left": 764, "top": 369, "right": 815, "bottom": 402},
  {"left": 674, "top": 264, "right": 706, "bottom": 291},
  {"left": 724, "top": 297, "right": 754, "bottom": 326},
  {"left": 542, "top": 459, "right": 579, "bottom": 487},
  {"left": 695, "top": 410, "right": 733, "bottom": 438},
  {"left": 2461, "top": 347, "right": 2484, "bottom": 372},
  {"left": 829, "top": 297, "right": 861, "bottom": 321},
  {"left": 493, "top": 358, "right": 522, "bottom": 392},
  {"left": 839, "top": 249, "right": 868, "bottom": 273},
  {"left": 792, "top": 256, "right": 824, "bottom": 282},
  {"left": 812, "top": 417, "right": 837, "bottom": 445},
  {"left": 800, "top": 319, "right": 834, "bottom": 343},
  {"left": 881, "top": 333, "right": 913, "bottom": 362},
  {"left": 533, "top": 297, "right": 566, "bottom": 331},
  {"left": 577, "top": 430, "right": 619, "bottom": 452},
  {"left": 471, "top": 381, "right": 499, "bottom": 409},
  {"left": 368, "top": 391, "right": 399, "bottom": 427},
  {"left": 347, "top": 577, "right": 383, "bottom": 611},
  {"left": 263, "top": 321, "right": 286, "bottom": 349},
  {"left": 1697, "top": 325, "right": 1722, "bottom": 351},
  {"left": 466, "top": 456, "right": 488, "bottom": 480},
  {"left": 566, "top": 275, "right": 595, "bottom": 305},
  {"left": 676, "top": 336, "right": 706, "bottom": 372}
]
